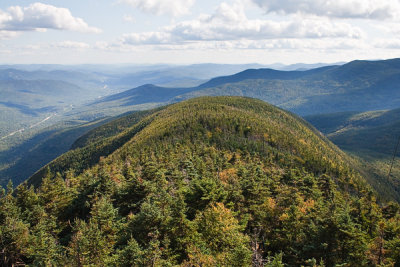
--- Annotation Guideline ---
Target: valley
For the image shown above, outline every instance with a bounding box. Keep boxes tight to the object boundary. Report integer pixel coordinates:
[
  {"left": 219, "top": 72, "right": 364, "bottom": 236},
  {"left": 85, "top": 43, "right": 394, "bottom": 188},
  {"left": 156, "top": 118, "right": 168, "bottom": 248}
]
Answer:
[{"left": 306, "top": 108, "right": 400, "bottom": 202}]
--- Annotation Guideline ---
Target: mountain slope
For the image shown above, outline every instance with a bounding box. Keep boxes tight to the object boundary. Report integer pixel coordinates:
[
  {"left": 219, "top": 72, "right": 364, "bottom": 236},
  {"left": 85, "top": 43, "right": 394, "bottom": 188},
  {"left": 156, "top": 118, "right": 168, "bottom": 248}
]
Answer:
[
  {"left": 306, "top": 108, "right": 400, "bottom": 154},
  {"left": 0, "top": 118, "right": 113, "bottom": 186},
  {"left": 96, "top": 84, "right": 195, "bottom": 106},
  {"left": 3, "top": 96, "right": 395, "bottom": 266},
  {"left": 0, "top": 108, "right": 164, "bottom": 187},
  {"left": 197, "top": 66, "right": 336, "bottom": 88},
  {"left": 106, "top": 63, "right": 268, "bottom": 88},
  {"left": 92, "top": 58, "right": 400, "bottom": 116},
  {"left": 306, "top": 108, "right": 400, "bottom": 202},
  {"left": 0, "top": 67, "right": 113, "bottom": 140},
  {"left": 30, "top": 96, "right": 360, "bottom": 190}
]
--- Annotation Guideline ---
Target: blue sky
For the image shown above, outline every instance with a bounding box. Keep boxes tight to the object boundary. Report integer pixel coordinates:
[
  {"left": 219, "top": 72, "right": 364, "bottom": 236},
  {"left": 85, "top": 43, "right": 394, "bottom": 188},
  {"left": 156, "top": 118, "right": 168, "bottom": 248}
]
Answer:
[{"left": 0, "top": 0, "right": 400, "bottom": 64}]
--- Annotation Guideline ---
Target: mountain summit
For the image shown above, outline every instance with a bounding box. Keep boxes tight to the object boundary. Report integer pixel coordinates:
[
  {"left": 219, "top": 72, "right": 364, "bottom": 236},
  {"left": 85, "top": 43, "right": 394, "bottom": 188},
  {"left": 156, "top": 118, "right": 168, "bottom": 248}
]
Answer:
[{"left": 2, "top": 97, "right": 399, "bottom": 266}]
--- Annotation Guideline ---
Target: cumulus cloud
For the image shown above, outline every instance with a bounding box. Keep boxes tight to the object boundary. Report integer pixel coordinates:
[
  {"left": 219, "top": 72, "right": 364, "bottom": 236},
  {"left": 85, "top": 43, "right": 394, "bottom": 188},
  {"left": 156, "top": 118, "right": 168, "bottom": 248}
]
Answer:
[
  {"left": 119, "top": 0, "right": 195, "bottom": 17},
  {"left": 122, "top": 32, "right": 171, "bottom": 45},
  {"left": 0, "top": 3, "right": 101, "bottom": 33},
  {"left": 251, "top": 0, "right": 400, "bottom": 20},
  {"left": 118, "top": 2, "right": 362, "bottom": 46}
]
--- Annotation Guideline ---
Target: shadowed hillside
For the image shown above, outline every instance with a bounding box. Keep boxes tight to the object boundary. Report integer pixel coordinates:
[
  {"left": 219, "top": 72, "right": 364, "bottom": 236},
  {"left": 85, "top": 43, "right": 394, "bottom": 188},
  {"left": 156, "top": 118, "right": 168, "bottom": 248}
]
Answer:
[{"left": 306, "top": 108, "right": 400, "bottom": 202}]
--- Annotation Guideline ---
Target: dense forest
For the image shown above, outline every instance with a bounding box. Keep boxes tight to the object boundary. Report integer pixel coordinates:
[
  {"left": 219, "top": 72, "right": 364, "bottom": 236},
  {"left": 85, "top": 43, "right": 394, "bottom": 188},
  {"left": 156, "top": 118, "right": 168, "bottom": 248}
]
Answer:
[{"left": 1, "top": 97, "right": 399, "bottom": 266}]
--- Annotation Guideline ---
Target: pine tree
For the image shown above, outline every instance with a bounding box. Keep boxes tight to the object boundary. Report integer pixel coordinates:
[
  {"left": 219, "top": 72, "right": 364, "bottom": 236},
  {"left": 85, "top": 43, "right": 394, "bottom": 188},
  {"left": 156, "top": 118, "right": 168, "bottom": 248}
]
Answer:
[{"left": 0, "top": 182, "right": 31, "bottom": 266}]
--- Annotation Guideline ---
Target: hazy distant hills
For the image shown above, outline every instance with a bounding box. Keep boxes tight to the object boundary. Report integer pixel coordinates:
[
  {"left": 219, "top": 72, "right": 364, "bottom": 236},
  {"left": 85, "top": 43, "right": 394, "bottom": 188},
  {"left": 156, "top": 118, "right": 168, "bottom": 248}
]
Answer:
[
  {"left": 105, "top": 63, "right": 269, "bottom": 88},
  {"left": 197, "top": 65, "right": 336, "bottom": 88},
  {"left": 108, "top": 62, "right": 342, "bottom": 88},
  {"left": 306, "top": 107, "right": 400, "bottom": 157},
  {"left": 0, "top": 68, "right": 106, "bottom": 87},
  {"left": 93, "top": 58, "right": 400, "bottom": 116},
  {"left": 0, "top": 72, "right": 108, "bottom": 142},
  {"left": 98, "top": 84, "right": 193, "bottom": 106}
]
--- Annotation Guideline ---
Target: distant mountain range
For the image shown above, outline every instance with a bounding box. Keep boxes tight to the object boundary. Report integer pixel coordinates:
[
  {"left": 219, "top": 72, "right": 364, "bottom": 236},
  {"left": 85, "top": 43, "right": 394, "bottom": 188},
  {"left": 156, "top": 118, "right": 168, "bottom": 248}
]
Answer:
[{"left": 90, "top": 58, "right": 400, "bottom": 116}]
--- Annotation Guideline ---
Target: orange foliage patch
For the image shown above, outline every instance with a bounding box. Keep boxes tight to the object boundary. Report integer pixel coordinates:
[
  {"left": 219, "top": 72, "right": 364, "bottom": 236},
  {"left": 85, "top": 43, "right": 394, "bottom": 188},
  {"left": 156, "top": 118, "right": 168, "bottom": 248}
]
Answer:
[{"left": 219, "top": 168, "right": 237, "bottom": 183}]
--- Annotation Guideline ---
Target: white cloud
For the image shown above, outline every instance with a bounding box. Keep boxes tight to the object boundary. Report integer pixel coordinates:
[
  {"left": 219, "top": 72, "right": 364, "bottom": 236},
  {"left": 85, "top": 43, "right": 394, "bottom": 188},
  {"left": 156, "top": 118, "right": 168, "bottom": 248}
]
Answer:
[
  {"left": 0, "top": 3, "right": 101, "bottom": 33},
  {"left": 52, "top": 41, "right": 90, "bottom": 49},
  {"left": 372, "top": 21, "right": 400, "bottom": 36},
  {"left": 117, "top": 2, "right": 362, "bottom": 46},
  {"left": 121, "top": 32, "right": 171, "bottom": 45},
  {"left": 94, "top": 41, "right": 111, "bottom": 50},
  {"left": 119, "top": 0, "right": 195, "bottom": 17},
  {"left": 251, "top": 0, "right": 400, "bottom": 20},
  {"left": 16, "top": 41, "right": 91, "bottom": 51},
  {"left": 141, "top": 38, "right": 370, "bottom": 52}
]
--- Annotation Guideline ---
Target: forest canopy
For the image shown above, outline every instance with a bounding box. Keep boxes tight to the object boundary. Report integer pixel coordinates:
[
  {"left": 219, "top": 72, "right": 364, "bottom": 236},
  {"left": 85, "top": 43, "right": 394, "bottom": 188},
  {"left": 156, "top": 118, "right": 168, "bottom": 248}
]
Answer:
[{"left": 1, "top": 96, "right": 399, "bottom": 266}]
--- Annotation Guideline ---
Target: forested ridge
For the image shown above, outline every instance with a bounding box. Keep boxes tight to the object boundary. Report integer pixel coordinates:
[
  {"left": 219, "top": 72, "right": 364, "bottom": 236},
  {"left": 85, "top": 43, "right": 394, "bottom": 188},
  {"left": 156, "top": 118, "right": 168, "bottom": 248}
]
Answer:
[
  {"left": 94, "top": 58, "right": 400, "bottom": 116},
  {"left": 1, "top": 96, "right": 399, "bottom": 266}
]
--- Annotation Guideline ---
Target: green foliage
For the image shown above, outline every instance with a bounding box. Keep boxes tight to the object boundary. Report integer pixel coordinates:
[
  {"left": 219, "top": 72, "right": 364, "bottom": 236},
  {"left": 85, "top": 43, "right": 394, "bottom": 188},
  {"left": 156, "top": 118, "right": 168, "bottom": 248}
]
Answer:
[
  {"left": 1, "top": 96, "right": 399, "bottom": 266},
  {"left": 265, "top": 252, "right": 285, "bottom": 267},
  {"left": 0, "top": 182, "right": 31, "bottom": 265},
  {"left": 191, "top": 202, "right": 251, "bottom": 266}
]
